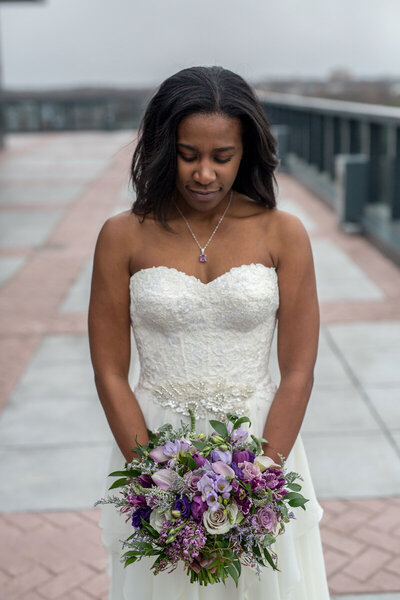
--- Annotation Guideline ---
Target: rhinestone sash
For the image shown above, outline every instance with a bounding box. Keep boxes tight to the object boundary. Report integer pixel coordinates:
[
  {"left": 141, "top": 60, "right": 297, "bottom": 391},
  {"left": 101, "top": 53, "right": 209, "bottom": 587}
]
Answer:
[{"left": 150, "top": 379, "right": 256, "bottom": 421}]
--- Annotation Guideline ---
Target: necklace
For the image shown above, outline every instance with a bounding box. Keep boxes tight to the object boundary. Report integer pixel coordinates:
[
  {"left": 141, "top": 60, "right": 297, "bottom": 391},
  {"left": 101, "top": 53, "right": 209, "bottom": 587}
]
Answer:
[{"left": 174, "top": 190, "right": 233, "bottom": 263}]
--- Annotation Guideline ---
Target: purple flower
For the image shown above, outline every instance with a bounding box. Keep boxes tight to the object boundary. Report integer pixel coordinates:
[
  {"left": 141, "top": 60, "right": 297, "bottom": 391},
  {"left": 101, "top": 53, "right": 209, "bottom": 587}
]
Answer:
[
  {"left": 128, "top": 494, "right": 147, "bottom": 507},
  {"left": 148, "top": 445, "right": 169, "bottom": 463},
  {"left": 231, "top": 479, "right": 239, "bottom": 492},
  {"left": 232, "top": 449, "right": 252, "bottom": 464},
  {"left": 241, "top": 461, "right": 262, "bottom": 481},
  {"left": 211, "top": 461, "right": 235, "bottom": 478},
  {"left": 183, "top": 471, "right": 203, "bottom": 493},
  {"left": 191, "top": 495, "right": 208, "bottom": 522},
  {"left": 197, "top": 473, "right": 217, "bottom": 500},
  {"left": 275, "top": 489, "right": 289, "bottom": 500},
  {"left": 247, "top": 450, "right": 256, "bottom": 462},
  {"left": 215, "top": 475, "right": 232, "bottom": 499},
  {"left": 132, "top": 506, "right": 152, "bottom": 528},
  {"left": 251, "top": 506, "right": 278, "bottom": 534},
  {"left": 263, "top": 472, "right": 285, "bottom": 490},
  {"left": 205, "top": 490, "right": 220, "bottom": 511},
  {"left": 138, "top": 474, "right": 154, "bottom": 488},
  {"left": 231, "top": 426, "right": 249, "bottom": 443},
  {"left": 230, "top": 461, "right": 244, "bottom": 480},
  {"left": 210, "top": 449, "right": 232, "bottom": 464},
  {"left": 173, "top": 495, "right": 191, "bottom": 518},
  {"left": 235, "top": 494, "right": 253, "bottom": 515},
  {"left": 191, "top": 452, "right": 206, "bottom": 467},
  {"left": 163, "top": 440, "right": 181, "bottom": 457},
  {"left": 151, "top": 468, "right": 176, "bottom": 490},
  {"left": 250, "top": 477, "right": 266, "bottom": 491}
]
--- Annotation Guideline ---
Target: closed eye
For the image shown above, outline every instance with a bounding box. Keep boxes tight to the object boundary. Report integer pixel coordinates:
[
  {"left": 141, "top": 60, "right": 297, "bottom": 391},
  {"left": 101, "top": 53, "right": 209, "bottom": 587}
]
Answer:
[{"left": 179, "top": 155, "right": 233, "bottom": 164}]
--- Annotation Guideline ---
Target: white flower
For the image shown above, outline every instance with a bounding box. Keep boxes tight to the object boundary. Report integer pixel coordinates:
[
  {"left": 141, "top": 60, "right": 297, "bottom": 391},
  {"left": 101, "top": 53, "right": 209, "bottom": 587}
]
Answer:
[
  {"left": 149, "top": 506, "right": 173, "bottom": 533},
  {"left": 203, "top": 500, "right": 239, "bottom": 534},
  {"left": 254, "top": 455, "right": 280, "bottom": 473}
]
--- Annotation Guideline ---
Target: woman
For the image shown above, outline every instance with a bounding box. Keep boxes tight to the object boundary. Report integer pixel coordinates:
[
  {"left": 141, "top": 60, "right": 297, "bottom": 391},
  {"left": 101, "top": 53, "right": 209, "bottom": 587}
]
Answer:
[{"left": 88, "top": 66, "right": 330, "bottom": 599}]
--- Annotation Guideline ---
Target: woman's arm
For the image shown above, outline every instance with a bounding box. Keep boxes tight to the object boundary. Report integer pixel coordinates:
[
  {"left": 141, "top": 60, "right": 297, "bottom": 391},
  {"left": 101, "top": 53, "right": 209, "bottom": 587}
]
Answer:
[
  {"left": 261, "top": 212, "right": 319, "bottom": 462},
  {"left": 88, "top": 214, "right": 149, "bottom": 463}
]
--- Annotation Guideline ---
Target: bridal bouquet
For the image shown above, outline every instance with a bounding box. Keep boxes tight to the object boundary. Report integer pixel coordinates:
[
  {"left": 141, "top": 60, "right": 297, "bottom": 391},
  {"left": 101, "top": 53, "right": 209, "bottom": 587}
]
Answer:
[{"left": 95, "top": 411, "right": 308, "bottom": 587}]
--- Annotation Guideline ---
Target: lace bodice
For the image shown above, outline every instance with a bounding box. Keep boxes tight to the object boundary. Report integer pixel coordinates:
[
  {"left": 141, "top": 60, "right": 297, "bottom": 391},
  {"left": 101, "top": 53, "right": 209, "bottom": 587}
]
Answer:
[{"left": 129, "top": 263, "right": 279, "bottom": 421}]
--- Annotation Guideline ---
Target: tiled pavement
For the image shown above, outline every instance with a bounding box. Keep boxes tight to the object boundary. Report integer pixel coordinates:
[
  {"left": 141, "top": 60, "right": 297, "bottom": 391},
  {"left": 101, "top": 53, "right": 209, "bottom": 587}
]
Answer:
[{"left": 0, "top": 132, "right": 399, "bottom": 599}]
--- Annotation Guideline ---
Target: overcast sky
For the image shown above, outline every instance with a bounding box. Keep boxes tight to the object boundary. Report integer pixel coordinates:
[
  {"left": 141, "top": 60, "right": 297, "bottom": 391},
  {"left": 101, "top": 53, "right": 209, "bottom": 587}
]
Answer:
[{"left": 1, "top": 0, "right": 399, "bottom": 90}]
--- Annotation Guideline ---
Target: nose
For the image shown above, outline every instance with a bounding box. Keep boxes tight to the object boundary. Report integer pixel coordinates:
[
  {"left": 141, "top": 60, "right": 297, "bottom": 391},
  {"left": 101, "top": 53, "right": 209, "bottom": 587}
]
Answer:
[{"left": 192, "top": 160, "right": 217, "bottom": 185}]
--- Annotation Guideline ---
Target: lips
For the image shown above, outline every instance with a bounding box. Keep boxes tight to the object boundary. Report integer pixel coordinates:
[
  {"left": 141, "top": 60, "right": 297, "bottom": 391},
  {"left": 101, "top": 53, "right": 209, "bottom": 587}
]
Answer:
[{"left": 189, "top": 189, "right": 220, "bottom": 195}]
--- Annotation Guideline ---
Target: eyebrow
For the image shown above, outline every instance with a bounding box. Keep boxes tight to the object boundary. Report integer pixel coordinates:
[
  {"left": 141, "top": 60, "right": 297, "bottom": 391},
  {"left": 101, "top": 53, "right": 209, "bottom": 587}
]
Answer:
[{"left": 177, "top": 143, "right": 235, "bottom": 152}]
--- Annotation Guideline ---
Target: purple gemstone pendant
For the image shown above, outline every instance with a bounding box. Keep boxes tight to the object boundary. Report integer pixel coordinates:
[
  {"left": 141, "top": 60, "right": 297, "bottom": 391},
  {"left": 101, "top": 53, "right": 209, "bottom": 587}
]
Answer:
[{"left": 199, "top": 253, "right": 207, "bottom": 263}]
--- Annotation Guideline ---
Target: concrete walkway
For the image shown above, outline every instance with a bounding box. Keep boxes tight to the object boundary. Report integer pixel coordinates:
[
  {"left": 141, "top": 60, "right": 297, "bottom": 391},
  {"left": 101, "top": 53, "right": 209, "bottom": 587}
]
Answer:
[{"left": 0, "top": 132, "right": 399, "bottom": 599}]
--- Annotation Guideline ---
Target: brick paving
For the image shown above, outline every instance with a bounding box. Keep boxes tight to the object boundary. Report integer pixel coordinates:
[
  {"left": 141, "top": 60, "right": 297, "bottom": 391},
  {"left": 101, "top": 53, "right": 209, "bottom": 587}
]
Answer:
[
  {"left": 0, "top": 509, "right": 108, "bottom": 600},
  {"left": 0, "top": 133, "right": 399, "bottom": 599}
]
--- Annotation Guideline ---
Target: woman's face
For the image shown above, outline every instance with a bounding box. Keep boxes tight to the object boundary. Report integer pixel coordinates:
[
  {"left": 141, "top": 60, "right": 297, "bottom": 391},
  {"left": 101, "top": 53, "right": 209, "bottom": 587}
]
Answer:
[{"left": 175, "top": 112, "right": 243, "bottom": 213}]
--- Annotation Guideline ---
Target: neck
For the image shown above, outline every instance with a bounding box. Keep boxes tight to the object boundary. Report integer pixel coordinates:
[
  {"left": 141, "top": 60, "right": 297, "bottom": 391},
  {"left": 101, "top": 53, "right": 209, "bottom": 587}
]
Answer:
[{"left": 173, "top": 190, "right": 233, "bottom": 225}]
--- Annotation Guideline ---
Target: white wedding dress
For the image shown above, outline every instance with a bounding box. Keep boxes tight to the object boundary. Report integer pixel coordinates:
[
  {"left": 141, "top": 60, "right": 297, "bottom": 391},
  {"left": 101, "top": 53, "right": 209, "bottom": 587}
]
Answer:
[{"left": 99, "top": 263, "right": 330, "bottom": 600}]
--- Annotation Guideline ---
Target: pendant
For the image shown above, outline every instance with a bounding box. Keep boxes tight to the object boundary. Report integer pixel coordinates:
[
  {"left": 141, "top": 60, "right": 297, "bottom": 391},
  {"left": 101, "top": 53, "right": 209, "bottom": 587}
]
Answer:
[{"left": 199, "top": 249, "right": 207, "bottom": 263}]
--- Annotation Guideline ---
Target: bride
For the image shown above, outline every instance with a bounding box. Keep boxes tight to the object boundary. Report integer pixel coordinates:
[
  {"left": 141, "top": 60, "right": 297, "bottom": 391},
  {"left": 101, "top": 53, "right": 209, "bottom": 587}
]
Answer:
[{"left": 88, "top": 65, "right": 330, "bottom": 599}]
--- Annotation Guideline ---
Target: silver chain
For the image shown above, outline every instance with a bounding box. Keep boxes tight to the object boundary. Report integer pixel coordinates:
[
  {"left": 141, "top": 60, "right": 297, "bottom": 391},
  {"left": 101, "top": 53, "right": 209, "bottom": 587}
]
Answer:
[{"left": 174, "top": 190, "right": 233, "bottom": 262}]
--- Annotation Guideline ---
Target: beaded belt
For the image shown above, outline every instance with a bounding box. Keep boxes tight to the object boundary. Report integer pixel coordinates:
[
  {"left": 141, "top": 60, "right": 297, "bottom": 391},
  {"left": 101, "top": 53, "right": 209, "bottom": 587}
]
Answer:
[{"left": 149, "top": 379, "right": 256, "bottom": 422}]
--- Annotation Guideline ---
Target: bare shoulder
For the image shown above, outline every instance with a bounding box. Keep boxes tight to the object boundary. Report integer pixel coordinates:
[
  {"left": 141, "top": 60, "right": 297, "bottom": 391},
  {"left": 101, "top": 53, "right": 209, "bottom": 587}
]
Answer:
[
  {"left": 96, "top": 209, "right": 142, "bottom": 253},
  {"left": 92, "top": 209, "right": 145, "bottom": 279},
  {"left": 269, "top": 208, "right": 310, "bottom": 241},
  {"left": 267, "top": 209, "right": 312, "bottom": 268}
]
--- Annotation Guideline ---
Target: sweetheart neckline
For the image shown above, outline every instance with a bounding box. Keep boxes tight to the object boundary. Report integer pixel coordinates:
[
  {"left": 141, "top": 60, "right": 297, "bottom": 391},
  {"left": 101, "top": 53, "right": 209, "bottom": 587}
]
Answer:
[{"left": 129, "top": 262, "right": 277, "bottom": 287}]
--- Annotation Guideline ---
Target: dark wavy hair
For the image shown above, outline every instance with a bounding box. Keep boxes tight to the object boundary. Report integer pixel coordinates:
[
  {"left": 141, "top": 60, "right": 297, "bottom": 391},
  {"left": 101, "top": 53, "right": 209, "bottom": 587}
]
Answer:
[{"left": 130, "top": 65, "right": 279, "bottom": 228}]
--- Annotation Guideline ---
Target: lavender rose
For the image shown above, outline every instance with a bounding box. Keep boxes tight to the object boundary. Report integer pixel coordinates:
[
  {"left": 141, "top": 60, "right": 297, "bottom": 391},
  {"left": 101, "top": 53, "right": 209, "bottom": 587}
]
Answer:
[
  {"left": 240, "top": 460, "right": 262, "bottom": 481},
  {"left": 251, "top": 505, "right": 278, "bottom": 534},
  {"left": 183, "top": 471, "right": 203, "bottom": 493}
]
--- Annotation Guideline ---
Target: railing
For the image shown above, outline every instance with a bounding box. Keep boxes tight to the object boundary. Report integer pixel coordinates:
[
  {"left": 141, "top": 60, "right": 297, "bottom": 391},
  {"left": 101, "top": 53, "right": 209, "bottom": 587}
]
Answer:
[
  {"left": 0, "top": 92, "right": 148, "bottom": 132},
  {"left": 258, "top": 91, "right": 400, "bottom": 265}
]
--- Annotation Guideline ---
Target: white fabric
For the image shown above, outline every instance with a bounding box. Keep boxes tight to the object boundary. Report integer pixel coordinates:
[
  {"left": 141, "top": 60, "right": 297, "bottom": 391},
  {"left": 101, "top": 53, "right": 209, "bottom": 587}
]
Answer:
[{"left": 99, "top": 263, "right": 331, "bottom": 599}]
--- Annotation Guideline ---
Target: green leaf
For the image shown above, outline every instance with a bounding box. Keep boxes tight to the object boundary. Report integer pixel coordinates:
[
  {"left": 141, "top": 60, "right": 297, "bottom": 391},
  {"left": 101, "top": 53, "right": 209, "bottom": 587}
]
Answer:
[
  {"left": 232, "top": 559, "right": 241, "bottom": 577},
  {"left": 209, "top": 420, "right": 228, "bottom": 438},
  {"left": 146, "top": 428, "right": 158, "bottom": 443},
  {"left": 140, "top": 519, "right": 159, "bottom": 537},
  {"left": 122, "top": 550, "right": 142, "bottom": 557},
  {"left": 289, "top": 497, "right": 309, "bottom": 509},
  {"left": 232, "top": 416, "right": 251, "bottom": 430},
  {"left": 124, "top": 556, "right": 138, "bottom": 567},
  {"left": 186, "top": 455, "right": 199, "bottom": 470},
  {"left": 284, "top": 491, "right": 305, "bottom": 501},
  {"left": 226, "top": 563, "right": 239, "bottom": 587},
  {"left": 132, "top": 541, "right": 153, "bottom": 550},
  {"left": 109, "top": 470, "right": 138, "bottom": 477},
  {"left": 191, "top": 440, "right": 207, "bottom": 451},
  {"left": 287, "top": 483, "right": 302, "bottom": 492},
  {"left": 263, "top": 548, "right": 279, "bottom": 571},
  {"left": 108, "top": 477, "right": 130, "bottom": 490},
  {"left": 250, "top": 434, "right": 262, "bottom": 454}
]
